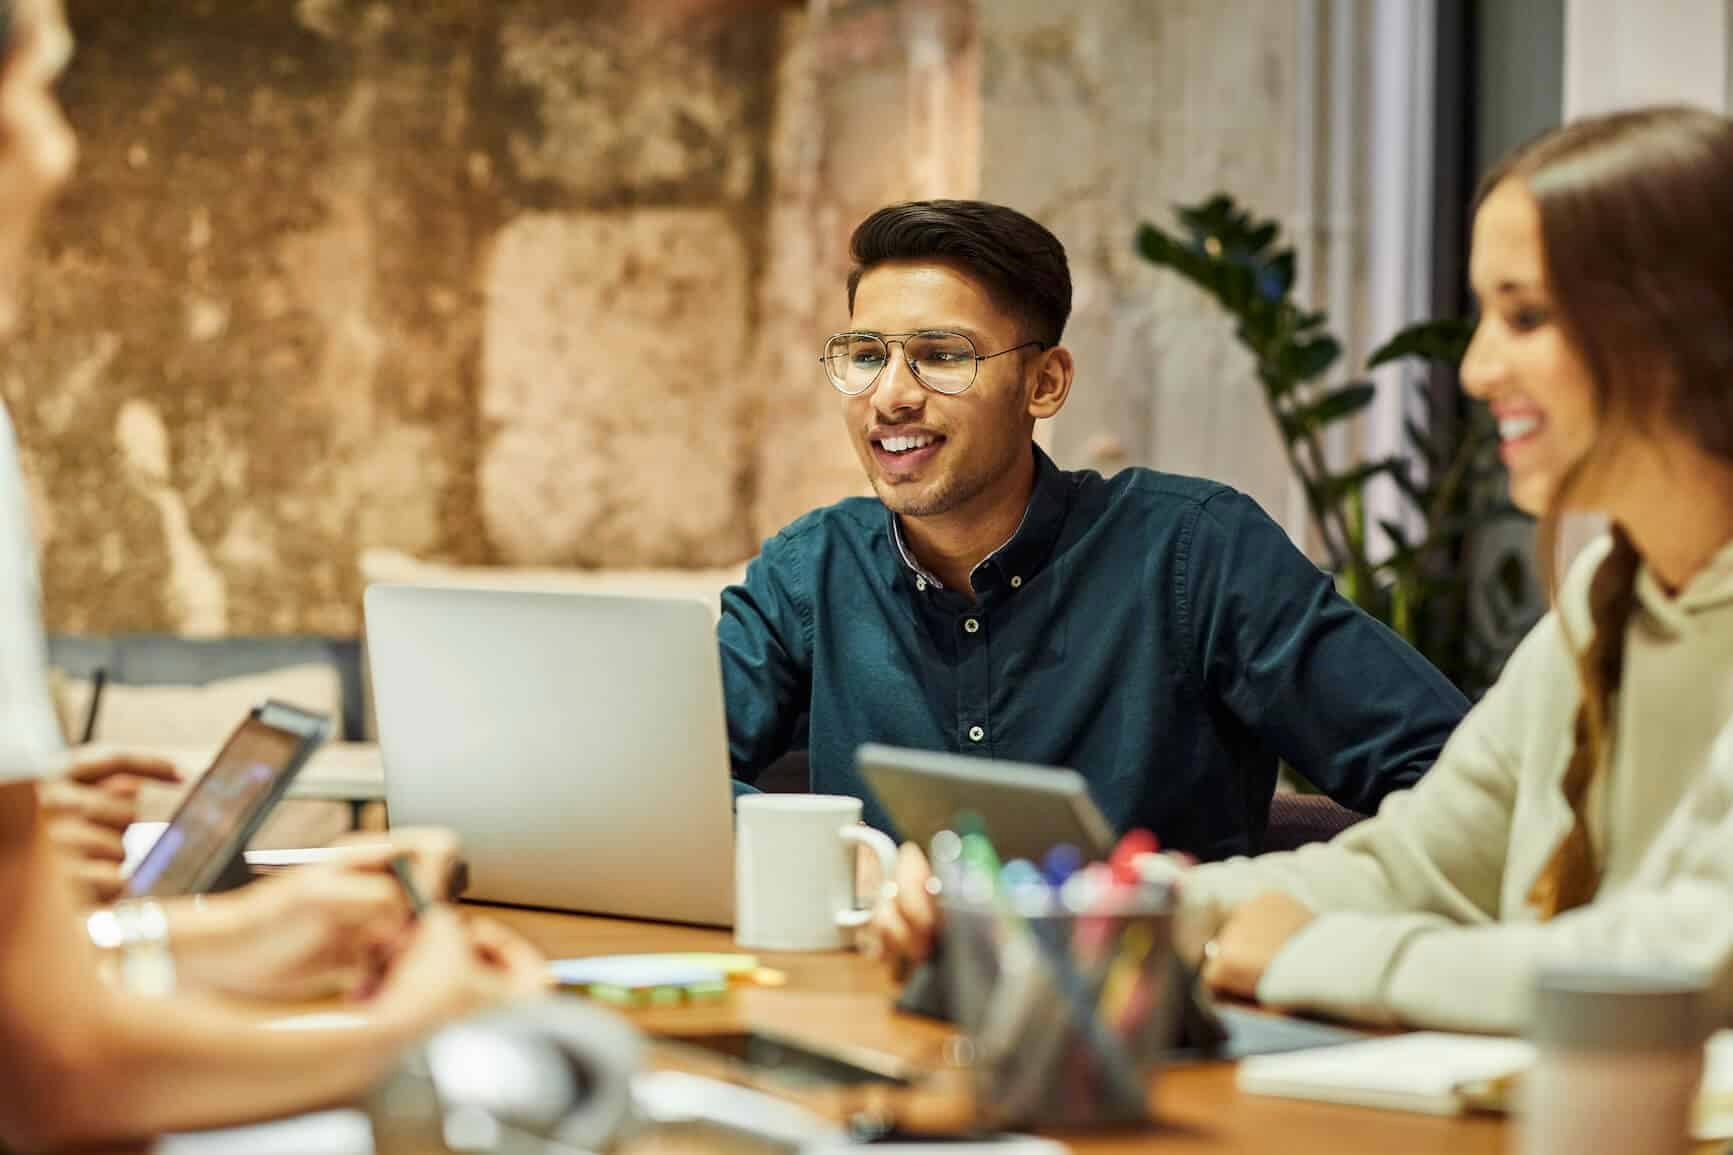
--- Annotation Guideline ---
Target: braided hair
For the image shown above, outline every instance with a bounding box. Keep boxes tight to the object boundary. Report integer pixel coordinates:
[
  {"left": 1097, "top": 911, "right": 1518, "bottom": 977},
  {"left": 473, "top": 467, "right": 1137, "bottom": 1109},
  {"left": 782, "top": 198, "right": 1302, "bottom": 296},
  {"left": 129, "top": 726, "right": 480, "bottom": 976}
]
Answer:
[
  {"left": 1526, "top": 522, "right": 1641, "bottom": 915},
  {"left": 1477, "top": 107, "right": 1733, "bottom": 916}
]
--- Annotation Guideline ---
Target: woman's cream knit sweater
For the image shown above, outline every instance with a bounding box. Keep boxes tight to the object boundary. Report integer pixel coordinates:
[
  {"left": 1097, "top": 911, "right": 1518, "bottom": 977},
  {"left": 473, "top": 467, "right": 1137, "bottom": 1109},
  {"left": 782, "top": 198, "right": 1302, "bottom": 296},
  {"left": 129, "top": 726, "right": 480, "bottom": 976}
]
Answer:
[{"left": 1184, "top": 534, "right": 1733, "bottom": 1033}]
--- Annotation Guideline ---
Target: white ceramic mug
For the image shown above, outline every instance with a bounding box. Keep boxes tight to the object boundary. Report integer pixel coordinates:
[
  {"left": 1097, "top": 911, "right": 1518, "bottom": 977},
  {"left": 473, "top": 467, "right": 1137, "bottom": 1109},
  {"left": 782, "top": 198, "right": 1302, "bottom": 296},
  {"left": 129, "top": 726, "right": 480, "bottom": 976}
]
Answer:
[{"left": 734, "top": 794, "right": 900, "bottom": 951}]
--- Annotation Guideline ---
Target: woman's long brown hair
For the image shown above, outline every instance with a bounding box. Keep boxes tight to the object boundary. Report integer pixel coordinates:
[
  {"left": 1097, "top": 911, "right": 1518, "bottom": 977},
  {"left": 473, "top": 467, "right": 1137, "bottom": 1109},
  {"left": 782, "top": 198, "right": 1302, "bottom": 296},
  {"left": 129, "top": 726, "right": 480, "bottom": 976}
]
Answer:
[{"left": 1477, "top": 107, "right": 1733, "bottom": 916}]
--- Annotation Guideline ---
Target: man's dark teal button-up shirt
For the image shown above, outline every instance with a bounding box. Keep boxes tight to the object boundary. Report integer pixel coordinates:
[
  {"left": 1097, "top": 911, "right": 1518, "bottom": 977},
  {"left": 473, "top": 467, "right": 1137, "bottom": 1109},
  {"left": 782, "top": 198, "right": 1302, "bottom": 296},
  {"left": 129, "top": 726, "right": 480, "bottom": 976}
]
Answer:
[{"left": 719, "top": 446, "right": 1468, "bottom": 860}]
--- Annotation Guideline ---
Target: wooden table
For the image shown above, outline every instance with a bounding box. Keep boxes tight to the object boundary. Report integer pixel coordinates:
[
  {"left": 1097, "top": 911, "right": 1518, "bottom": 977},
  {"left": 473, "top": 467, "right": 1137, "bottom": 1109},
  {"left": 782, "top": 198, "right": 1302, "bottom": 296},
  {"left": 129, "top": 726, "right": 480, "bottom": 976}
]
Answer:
[{"left": 485, "top": 905, "right": 1517, "bottom": 1155}]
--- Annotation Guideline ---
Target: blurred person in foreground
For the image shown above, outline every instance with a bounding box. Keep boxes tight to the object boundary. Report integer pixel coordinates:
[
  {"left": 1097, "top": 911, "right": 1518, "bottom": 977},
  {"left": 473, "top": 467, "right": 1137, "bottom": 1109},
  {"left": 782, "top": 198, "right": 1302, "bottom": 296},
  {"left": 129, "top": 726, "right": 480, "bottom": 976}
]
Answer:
[
  {"left": 874, "top": 105, "right": 1733, "bottom": 1035},
  {"left": 0, "top": 0, "right": 183, "bottom": 904},
  {"left": 3, "top": 335, "right": 185, "bottom": 903},
  {"left": 0, "top": 2, "right": 548, "bottom": 1147}
]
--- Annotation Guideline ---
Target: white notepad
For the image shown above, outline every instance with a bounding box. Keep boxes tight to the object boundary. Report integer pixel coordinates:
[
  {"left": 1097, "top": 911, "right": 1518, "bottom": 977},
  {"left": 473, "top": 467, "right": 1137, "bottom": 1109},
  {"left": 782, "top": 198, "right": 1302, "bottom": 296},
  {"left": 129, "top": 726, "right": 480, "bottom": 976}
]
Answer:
[
  {"left": 1238, "top": 1029, "right": 1733, "bottom": 1139},
  {"left": 1237, "top": 1032, "right": 1535, "bottom": 1115},
  {"left": 157, "top": 1110, "right": 374, "bottom": 1155}
]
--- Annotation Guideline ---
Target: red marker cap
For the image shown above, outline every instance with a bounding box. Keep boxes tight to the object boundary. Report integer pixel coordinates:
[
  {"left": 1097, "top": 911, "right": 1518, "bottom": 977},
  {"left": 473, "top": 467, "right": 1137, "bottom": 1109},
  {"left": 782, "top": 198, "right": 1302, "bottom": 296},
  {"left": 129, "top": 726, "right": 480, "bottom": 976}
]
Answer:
[{"left": 1108, "top": 828, "right": 1158, "bottom": 885}]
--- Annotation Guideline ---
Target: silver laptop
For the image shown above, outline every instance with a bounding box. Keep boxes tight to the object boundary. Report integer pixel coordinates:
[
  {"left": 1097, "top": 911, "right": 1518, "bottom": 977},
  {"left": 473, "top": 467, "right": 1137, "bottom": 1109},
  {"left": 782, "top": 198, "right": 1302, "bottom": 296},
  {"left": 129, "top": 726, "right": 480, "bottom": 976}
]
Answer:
[{"left": 364, "top": 585, "right": 735, "bottom": 926}]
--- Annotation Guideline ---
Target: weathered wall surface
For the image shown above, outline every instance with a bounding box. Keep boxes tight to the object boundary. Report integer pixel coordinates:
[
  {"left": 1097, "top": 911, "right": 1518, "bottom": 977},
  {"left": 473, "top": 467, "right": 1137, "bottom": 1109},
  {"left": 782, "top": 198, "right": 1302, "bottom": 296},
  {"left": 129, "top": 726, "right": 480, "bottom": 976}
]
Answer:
[
  {"left": 3, "top": 0, "right": 782, "bottom": 634},
  {"left": 5, "top": 0, "right": 1312, "bottom": 637},
  {"left": 747, "top": 0, "right": 979, "bottom": 538},
  {"left": 976, "top": 0, "right": 1303, "bottom": 527}
]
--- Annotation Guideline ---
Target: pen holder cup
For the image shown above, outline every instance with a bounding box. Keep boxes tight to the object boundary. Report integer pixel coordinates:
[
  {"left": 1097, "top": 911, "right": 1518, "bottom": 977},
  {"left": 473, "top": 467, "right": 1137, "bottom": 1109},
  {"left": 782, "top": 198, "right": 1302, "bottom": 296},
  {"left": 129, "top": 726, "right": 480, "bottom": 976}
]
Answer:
[{"left": 938, "top": 893, "right": 1176, "bottom": 1131}]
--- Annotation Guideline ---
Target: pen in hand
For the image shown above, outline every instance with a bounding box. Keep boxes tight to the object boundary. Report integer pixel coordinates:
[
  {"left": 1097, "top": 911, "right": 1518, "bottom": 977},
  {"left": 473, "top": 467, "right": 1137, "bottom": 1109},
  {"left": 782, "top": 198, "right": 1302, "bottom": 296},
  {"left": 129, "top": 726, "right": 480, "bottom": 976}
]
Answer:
[
  {"left": 388, "top": 852, "right": 431, "bottom": 919},
  {"left": 349, "top": 853, "right": 435, "bottom": 1004}
]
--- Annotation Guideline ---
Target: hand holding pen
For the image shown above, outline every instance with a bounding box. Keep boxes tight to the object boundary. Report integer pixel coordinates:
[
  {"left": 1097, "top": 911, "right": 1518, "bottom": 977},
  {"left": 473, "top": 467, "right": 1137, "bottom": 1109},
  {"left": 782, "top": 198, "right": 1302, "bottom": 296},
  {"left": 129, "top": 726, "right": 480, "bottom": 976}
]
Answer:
[
  {"left": 388, "top": 853, "right": 431, "bottom": 919},
  {"left": 350, "top": 853, "right": 551, "bottom": 1023}
]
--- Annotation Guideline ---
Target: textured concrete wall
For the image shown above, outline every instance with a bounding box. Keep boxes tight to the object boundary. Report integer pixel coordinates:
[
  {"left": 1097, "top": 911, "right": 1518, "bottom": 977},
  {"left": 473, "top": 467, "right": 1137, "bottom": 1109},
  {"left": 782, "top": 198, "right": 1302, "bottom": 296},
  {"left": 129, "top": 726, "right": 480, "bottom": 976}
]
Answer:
[
  {"left": 5, "top": 0, "right": 1311, "bottom": 637},
  {"left": 2, "top": 0, "right": 781, "bottom": 635},
  {"left": 747, "top": 0, "right": 979, "bottom": 540},
  {"left": 976, "top": 0, "right": 1302, "bottom": 527}
]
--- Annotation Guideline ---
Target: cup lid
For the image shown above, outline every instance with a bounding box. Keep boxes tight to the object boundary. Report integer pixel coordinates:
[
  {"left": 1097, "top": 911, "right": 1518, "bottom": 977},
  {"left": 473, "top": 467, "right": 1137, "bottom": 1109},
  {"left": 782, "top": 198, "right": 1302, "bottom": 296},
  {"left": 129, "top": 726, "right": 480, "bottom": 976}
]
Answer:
[{"left": 1530, "top": 965, "right": 1709, "bottom": 1051}]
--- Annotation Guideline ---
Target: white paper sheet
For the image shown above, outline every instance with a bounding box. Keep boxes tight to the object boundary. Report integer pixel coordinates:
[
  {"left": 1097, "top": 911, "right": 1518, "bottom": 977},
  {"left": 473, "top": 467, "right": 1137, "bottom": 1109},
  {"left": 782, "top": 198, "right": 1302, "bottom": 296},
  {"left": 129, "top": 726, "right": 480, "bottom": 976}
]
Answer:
[{"left": 157, "top": 1109, "right": 373, "bottom": 1155}]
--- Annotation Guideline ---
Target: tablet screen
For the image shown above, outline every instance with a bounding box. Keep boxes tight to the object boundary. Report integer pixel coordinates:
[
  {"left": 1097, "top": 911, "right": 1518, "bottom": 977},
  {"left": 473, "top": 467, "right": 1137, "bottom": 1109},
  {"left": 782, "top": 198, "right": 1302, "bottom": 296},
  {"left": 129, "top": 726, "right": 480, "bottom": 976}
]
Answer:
[
  {"left": 857, "top": 744, "right": 1116, "bottom": 862},
  {"left": 125, "top": 719, "right": 303, "bottom": 896}
]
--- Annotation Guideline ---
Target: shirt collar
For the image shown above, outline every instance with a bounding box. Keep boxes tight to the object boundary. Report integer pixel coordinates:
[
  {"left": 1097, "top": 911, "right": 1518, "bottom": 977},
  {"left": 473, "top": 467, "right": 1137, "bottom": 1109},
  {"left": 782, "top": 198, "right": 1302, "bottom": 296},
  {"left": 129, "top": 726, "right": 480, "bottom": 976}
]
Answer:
[
  {"left": 1635, "top": 533, "right": 1733, "bottom": 633},
  {"left": 886, "top": 443, "right": 1071, "bottom": 595},
  {"left": 890, "top": 515, "right": 947, "bottom": 589}
]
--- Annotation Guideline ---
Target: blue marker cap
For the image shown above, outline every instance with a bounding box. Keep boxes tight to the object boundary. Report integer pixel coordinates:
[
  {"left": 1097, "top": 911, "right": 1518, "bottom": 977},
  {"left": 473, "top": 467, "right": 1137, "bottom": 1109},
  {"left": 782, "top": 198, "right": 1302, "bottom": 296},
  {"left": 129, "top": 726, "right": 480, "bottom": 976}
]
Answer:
[
  {"left": 999, "top": 859, "right": 1053, "bottom": 917},
  {"left": 1041, "top": 843, "right": 1083, "bottom": 887}
]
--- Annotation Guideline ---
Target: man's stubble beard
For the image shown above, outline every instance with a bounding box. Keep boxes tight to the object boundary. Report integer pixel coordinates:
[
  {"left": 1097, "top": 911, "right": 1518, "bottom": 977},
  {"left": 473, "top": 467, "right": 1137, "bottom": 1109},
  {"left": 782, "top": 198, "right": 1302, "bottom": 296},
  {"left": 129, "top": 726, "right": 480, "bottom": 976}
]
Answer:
[
  {"left": 873, "top": 467, "right": 986, "bottom": 519},
  {"left": 869, "top": 431, "right": 1022, "bottom": 519},
  {"left": 861, "top": 377, "right": 1032, "bottom": 520}
]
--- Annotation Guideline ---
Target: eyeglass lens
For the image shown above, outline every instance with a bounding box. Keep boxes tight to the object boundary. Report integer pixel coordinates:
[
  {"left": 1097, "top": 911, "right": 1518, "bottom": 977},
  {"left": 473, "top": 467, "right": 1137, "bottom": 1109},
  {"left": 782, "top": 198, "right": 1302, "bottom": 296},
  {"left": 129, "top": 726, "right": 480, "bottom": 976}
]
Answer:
[{"left": 823, "top": 332, "right": 978, "bottom": 395}]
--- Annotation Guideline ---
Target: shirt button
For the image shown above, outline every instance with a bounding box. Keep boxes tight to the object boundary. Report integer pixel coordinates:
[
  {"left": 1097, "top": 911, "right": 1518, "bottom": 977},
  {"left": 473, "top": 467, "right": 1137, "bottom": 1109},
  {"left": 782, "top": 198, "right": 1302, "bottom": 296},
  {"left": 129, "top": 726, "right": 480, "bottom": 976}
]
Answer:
[
  {"left": 963, "top": 617, "right": 980, "bottom": 634},
  {"left": 968, "top": 725, "right": 985, "bottom": 743},
  {"left": 1010, "top": 575, "right": 1022, "bottom": 589},
  {"left": 915, "top": 577, "right": 927, "bottom": 592}
]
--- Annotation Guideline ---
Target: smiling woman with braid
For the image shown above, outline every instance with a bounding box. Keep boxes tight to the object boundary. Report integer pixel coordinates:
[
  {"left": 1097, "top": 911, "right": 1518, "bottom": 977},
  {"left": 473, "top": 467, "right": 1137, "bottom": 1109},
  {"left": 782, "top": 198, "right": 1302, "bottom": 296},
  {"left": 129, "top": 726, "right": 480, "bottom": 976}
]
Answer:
[{"left": 1182, "top": 105, "right": 1733, "bottom": 1033}]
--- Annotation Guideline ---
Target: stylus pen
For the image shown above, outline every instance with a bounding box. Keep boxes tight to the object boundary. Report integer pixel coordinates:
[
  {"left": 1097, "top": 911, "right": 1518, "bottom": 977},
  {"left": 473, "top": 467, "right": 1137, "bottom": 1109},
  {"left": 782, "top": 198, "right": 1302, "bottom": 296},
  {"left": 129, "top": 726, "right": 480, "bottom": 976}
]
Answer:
[
  {"left": 388, "top": 853, "right": 431, "bottom": 919},
  {"left": 79, "top": 666, "right": 107, "bottom": 744}
]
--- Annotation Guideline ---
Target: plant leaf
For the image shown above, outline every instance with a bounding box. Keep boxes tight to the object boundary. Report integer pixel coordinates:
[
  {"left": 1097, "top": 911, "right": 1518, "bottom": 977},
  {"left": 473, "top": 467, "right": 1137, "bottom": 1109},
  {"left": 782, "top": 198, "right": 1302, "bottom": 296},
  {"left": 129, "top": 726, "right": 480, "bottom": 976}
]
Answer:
[
  {"left": 1387, "top": 462, "right": 1429, "bottom": 511},
  {"left": 1321, "top": 457, "right": 1405, "bottom": 502},
  {"left": 1367, "top": 317, "right": 1474, "bottom": 369},
  {"left": 1260, "top": 250, "right": 1296, "bottom": 301},
  {"left": 1282, "top": 382, "right": 1376, "bottom": 438},
  {"left": 1177, "top": 195, "right": 1237, "bottom": 239},
  {"left": 1280, "top": 335, "right": 1343, "bottom": 384},
  {"left": 1403, "top": 416, "right": 1445, "bottom": 470},
  {"left": 1220, "top": 263, "right": 1256, "bottom": 311},
  {"left": 1135, "top": 223, "right": 1176, "bottom": 263},
  {"left": 1378, "top": 518, "right": 1413, "bottom": 553},
  {"left": 1136, "top": 224, "right": 1225, "bottom": 297}
]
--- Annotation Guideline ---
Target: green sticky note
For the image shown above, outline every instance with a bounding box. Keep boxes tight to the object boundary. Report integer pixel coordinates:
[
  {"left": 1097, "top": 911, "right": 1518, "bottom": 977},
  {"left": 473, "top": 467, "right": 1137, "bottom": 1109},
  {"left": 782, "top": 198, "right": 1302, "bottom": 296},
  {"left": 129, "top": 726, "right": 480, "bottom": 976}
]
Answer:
[
  {"left": 651, "top": 953, "right": 760, "bottom": 976},
  {"left": 587, "top": 984, "right": 638, "bottom": 1006},
  {"left": 685, "top": 980, "right": 730, "bottom": 1001}
]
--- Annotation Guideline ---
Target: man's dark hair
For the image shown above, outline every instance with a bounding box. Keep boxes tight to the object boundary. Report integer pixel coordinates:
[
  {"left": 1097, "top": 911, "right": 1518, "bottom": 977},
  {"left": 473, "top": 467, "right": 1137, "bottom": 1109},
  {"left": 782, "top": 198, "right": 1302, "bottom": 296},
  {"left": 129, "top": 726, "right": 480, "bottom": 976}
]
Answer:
[
  {"left": 0, "top": 2, "right": 14, "bottom": 63},
  {"left": 846, "top": 200, "right": 1072, "bottom": 347}
]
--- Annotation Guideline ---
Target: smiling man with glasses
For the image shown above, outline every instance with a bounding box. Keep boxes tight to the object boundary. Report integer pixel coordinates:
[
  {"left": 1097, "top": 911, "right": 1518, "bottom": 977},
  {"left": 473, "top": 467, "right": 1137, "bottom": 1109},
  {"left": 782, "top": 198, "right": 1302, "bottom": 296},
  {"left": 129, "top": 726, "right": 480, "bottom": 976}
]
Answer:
[{"left": 719, "top": 200, "right": 1468, "bottom": 871}]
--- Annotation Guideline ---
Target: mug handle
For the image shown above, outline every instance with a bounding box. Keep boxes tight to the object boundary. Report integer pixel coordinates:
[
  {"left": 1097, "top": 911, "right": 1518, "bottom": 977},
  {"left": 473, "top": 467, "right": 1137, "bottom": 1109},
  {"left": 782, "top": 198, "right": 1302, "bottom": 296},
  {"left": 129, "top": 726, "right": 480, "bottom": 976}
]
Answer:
[{"left": 834, "top": 824, "right": 900, "bottom": 930}]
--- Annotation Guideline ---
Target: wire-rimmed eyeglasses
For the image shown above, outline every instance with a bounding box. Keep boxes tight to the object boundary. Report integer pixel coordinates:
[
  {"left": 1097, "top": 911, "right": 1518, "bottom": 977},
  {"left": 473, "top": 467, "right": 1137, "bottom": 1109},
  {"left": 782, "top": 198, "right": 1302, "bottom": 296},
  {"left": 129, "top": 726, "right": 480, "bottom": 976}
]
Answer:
[{"left": 819, "top": 330, "right": 1048, "bottom": 396}]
